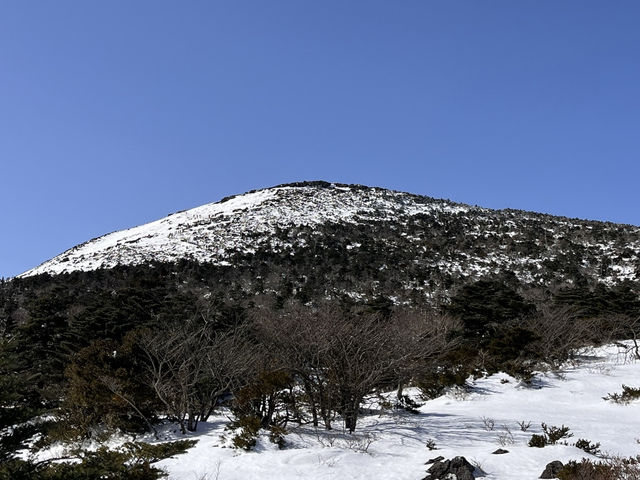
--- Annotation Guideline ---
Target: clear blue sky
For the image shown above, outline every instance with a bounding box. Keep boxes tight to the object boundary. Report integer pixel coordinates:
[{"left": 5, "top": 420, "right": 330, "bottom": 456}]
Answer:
[{"left": 1, "top": 1, "right": 639, "bottom": 278}]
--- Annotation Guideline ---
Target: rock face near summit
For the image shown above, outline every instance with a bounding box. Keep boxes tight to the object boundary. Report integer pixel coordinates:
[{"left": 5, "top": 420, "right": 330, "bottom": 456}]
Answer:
[{"left": 22, "top": 181, "right": 640, "bottom": 299}]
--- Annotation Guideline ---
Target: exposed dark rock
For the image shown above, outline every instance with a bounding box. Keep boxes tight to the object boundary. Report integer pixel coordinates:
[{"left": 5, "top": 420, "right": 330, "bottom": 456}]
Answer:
[
  {"left": 425, "top": 456, "right": 475, "bottom": 480},
  {"left": 492, "top": 448, "right": 509, "bottom": 454},
  {"left": 426, "top": 456, "right": 445, "bottom": 464},
  {"left": 426, "top": 459, "right": 451, "bottom": 479},
  {"left": 540, "top": 460, "right": 564, "bottom": 479},
  {"left": 449, "top": 456, "right": 476, "bottom": 480}
]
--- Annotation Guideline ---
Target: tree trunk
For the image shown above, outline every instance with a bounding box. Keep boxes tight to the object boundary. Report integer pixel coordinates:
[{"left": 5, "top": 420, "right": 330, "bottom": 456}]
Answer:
[
  {"left": 343, "top": 406, "right": 359, "bottom": 433},
  {"left": 187, "top": 409, "right": 199, "bottom": 432},
  {"left": 396, "top": 381, "right": 405, "bottom": 403},
  {"left": 340, "top": 392, "right": 360, "bottom": 433},
  {"left": 302, "top": 378, "right": 319, "bottom": 427}
]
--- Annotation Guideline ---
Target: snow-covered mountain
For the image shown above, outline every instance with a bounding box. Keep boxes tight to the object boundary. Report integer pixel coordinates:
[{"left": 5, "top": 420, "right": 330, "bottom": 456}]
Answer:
[
  {"left": 22, "top": 182, "right": 469, "bottom": 277},
  {"left": 21, "top": 181, "right": 640, "bottom": 290}
]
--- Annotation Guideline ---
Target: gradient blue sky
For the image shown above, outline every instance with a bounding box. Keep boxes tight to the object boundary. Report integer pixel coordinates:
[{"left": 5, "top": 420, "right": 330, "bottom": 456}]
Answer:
[{"left": 2, "top": 1, "right": 639, "bottom": 278}]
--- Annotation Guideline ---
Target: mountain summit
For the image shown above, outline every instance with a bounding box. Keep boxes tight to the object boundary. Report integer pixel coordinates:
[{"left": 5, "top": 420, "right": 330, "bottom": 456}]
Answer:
[
  {"left": 22, "top": 182, "right": 640, "bottom": 294},
  {"left": 22, "top": 182, "right": 470, "bottom": 276}
]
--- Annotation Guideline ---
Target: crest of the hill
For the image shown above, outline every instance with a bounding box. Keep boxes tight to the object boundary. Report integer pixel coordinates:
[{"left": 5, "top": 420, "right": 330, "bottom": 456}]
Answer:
[{"left": 22, "top": 181, "right": 640, "bottom": 302}]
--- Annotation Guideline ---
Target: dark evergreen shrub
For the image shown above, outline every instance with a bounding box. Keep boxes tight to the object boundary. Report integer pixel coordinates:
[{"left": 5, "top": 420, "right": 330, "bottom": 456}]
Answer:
[
  {"left": 574, "top": 438, "right": 601, "bottom": 456},
  {"left": 542, "top": 423, "right": 573, "bottom": 444},
  {"left": 445, "top": 279, "right": 536, "bottom": 335},
  {"left": 528, "top": 424, "right": 573, "bottom": 448},
  {"left": 0, "top": 440, "right": 195, "bottom": 480},
  {"left": 528, "top": 434, "right": 547, "bottom": 448},
  {"left": 61, "top": 338, "right": 159, "bottom": 439},
  {"left": 228, "top": 415, "right": 262, "bottom": 450},
  {"left": 558, "top": 457, "right": 640, "bottom": 480},
  {"left": 603, "top": 385, "right": 640, "bottom": 405}
]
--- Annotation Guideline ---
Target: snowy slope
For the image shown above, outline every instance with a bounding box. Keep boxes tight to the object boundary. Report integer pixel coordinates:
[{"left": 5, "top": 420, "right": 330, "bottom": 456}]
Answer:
[
  {"left": 153, "top": 342, "right": 640, "bottom": 480},
  {"left": 21, "top": 183, "right": 470, "bottom": 277},
  {"left": 21, "top": 182, "right": 640, "bottom": 289}
]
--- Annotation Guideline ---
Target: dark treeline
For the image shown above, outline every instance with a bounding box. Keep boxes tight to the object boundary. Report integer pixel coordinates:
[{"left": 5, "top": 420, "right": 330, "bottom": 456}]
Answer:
[{"left": 1, "top": 259, "right": 640, "bottom": 478}]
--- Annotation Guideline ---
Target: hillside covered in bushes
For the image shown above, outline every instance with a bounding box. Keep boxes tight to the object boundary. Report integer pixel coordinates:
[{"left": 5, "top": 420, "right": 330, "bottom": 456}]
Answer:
[{"left": 2, "top": 182, "right": 640, "bottom": 478}]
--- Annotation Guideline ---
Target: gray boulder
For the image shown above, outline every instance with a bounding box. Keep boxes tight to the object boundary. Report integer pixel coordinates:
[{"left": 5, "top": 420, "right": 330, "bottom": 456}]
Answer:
[
  {"left": 425, "top": 456, "right": 475, "bottom": 480},
  {"left": 540, "top": 460, "right": 564, "bottom": 479}
]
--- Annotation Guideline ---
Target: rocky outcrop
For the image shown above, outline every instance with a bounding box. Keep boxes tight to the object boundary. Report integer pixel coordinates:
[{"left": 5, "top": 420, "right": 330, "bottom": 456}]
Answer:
[
  {"left": 424, "top": 456, "right": 475, "bottom": 480},
  {"left": 540, "top": 460, "right": 564, "bottom": 479}
]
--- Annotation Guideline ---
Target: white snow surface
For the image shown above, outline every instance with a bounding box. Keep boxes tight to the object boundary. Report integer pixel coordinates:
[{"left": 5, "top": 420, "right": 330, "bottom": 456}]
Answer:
[
  {"left": 140, "top": 342, "right": 640, "bottom": 480},
  {"left": 21, "top": 185, "right": 470, "bottom": 277}
]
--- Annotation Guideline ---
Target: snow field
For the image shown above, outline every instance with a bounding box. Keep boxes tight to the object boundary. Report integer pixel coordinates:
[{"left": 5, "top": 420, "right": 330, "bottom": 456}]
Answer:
[{"left": 155, "top": 342, "right": 640, "bottom": 480}]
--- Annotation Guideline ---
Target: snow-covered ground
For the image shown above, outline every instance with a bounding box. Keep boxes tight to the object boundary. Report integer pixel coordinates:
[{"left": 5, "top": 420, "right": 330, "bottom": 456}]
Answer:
[{"left": 150, "top": 342, "right": 640, "bottom": 480}]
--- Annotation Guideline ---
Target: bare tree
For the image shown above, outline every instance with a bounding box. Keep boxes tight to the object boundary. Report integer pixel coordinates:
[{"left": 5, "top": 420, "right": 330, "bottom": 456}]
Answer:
[
  {"left": 199, "top": 326, "right": 257, "bottom": 421},
  {"left": 253, "top": 303, "right": 337, "bottom": 430},
  {"left": 524, "top": 306, "right": 603, "bottom": 369},
  {"left": 137, "top": 318, "right": 254, "bottom": 433},
  {"left": 323, "top": 311, "right": 395, "bottom": 432},
  {"left": 628, "top": 317, "right": 640, "bottom": 360},
  {"left": 387, "top": 309, "right": 462, "bottom": 402},
  {"left": 253, "top": 302, "right": 461, "bottom": 433},
  {"left": 137, "top": 321, "right": 206, "bottom": 433}
]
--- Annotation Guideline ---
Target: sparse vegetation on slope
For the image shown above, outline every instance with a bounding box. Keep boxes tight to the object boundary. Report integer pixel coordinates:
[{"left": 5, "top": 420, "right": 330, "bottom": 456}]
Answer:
[{"left": 2, "top": 183, "right": 640, "bottom": 477}]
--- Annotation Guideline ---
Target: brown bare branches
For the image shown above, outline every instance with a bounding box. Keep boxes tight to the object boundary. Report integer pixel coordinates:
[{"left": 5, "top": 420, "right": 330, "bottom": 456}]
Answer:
[
  {"left": 137, "top": 318, "right": 254, "bottom": 433},
  {"left": 253, "top": 303, "right": 460, "bottom": 432}
]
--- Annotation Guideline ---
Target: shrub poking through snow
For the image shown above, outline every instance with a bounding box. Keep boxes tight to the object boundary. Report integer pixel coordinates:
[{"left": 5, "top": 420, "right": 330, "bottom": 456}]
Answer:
[
  {"left": 496, "top": 425, "right": 515, "bottom": 446},
  {"left": 529, "top": 434, "right": 548, "bottom": 448},
  {"left": 269, "top": 425, "right": 287, "bottom": 449},
  {"left": 0, "top": 440, "right": 196, "bottom": 480},
  {"left": 517, "top": 420, "right": 531, "bottom": 431},
  {"left": 481, "top": 416, "right": 495, "bottom": 431},
  {"left": 228, "top": 415, "right": 262, "bottom": 451},
  {"left": 557, "top": 456, "right": 640, "bottom": 479},
  {"left": 124, "top": 440, "right": 198, "bottom": 463},
  {"left": 343, "top": 432, "right": 377, "bottom": 453},
  {"left": 574, "top": 438, "right": 601, "bottom": 456},
  {"left": 542, "top": 423, "right": 573, "bottom": 444},
  {"left": 528, "top": 423, "right": 573, "bottom": 447},
  {"left": 228, "top": 411, "right": 288, "bottom": 451},
  {"left": 603, "top": 385, "right": 640, "bottom": 405},
  {"left": 395, "top": 394, "right": 422, "bottom": 413}
]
